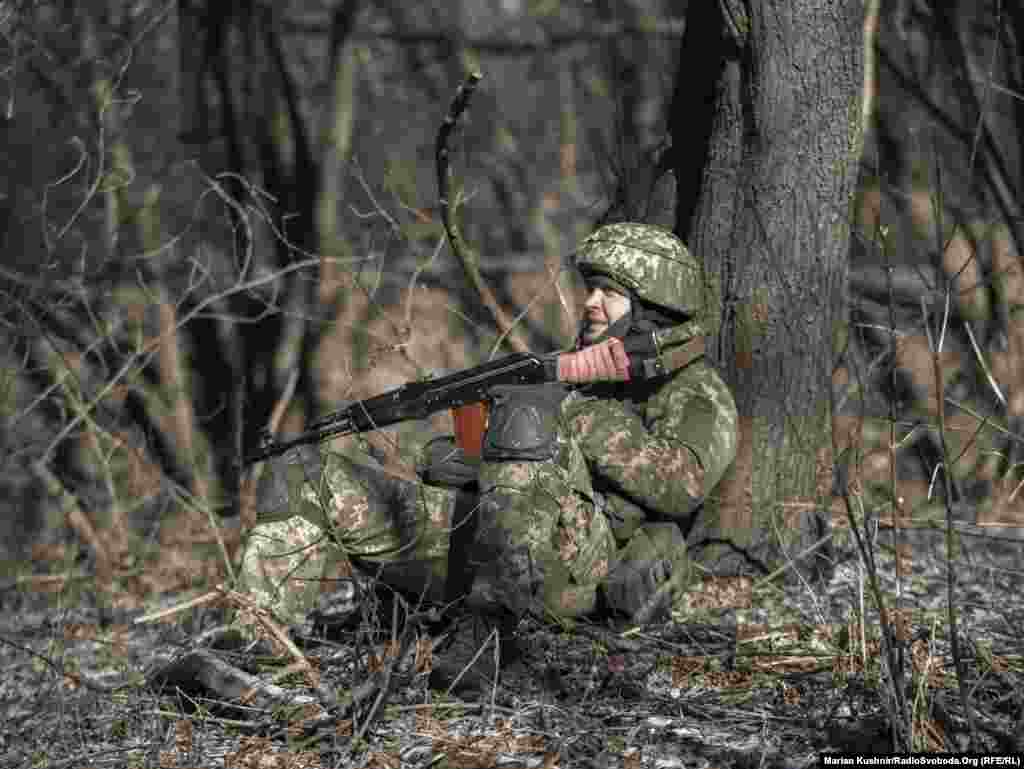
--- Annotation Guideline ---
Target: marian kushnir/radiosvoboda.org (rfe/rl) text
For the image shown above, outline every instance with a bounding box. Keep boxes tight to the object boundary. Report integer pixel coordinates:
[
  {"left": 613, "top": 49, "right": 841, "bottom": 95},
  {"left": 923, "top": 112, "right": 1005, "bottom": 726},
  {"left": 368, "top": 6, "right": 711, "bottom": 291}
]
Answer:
[{"left": 820, "top": 755, "right": 1022, "bottom": 767}]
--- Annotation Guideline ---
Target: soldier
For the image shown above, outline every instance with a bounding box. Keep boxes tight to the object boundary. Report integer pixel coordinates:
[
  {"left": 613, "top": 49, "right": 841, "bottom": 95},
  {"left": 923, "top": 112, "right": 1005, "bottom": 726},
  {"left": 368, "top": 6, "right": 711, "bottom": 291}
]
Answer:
[{"left": 239, "top": 223, "right": 738, "bottom": 629}]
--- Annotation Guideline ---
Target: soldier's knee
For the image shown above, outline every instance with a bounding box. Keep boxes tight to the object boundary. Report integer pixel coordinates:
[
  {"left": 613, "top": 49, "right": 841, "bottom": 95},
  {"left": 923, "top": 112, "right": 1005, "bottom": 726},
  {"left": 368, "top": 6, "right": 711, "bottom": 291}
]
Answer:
[
  {"left": 254, "top": 445, "right": 323, "bottom": 522},
  {"left": 238, "top": 516, "right": 334, "bottom": 624},
  {"left": 466, "top": 476, "right": 615, "bottom": 619}
]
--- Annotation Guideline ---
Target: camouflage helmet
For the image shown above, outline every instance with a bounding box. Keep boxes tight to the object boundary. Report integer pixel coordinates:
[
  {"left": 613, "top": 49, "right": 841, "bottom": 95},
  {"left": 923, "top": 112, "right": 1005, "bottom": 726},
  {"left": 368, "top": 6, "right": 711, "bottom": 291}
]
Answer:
[{"left": 574, "top": 223, "right": 702, "bottom": 317}]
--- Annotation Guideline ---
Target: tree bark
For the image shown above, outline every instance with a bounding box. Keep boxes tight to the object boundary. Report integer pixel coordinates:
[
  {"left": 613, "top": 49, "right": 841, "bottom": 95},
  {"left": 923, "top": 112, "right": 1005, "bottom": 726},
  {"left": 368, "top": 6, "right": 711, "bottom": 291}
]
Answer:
[{"left": 672, "top": 0, "right": 864, "bottom": 575}]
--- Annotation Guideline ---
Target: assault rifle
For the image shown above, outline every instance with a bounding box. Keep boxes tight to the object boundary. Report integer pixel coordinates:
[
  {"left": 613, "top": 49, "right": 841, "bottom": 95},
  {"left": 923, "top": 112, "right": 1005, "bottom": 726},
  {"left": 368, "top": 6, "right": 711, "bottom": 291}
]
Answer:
[
  {"left": 243, "top": 352, "right": 559, "bottom": 466},
  {"left": 243, "top": 322, "right": 703, "bottom": 466}
]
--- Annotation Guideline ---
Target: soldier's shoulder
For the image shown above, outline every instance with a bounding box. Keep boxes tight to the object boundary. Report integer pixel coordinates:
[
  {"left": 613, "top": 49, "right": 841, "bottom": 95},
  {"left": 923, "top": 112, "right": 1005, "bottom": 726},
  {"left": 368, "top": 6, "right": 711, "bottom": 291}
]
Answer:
[
  {"left": 663, "top": 358, "right": 732, "bottom": 395},
  {"left": 650, "top": 360, "right": 736, "bottom": 420}
]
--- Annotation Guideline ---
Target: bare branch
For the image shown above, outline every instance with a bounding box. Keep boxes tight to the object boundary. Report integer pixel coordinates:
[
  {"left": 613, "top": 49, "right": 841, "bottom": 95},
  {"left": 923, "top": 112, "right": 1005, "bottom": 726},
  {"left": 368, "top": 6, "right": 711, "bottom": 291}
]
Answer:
[
  {"left": 40, "top": 250, "right": 348, "bottom": 465},
  {"left": 436, "top": 72, "right": 529, "bottom": 355}
]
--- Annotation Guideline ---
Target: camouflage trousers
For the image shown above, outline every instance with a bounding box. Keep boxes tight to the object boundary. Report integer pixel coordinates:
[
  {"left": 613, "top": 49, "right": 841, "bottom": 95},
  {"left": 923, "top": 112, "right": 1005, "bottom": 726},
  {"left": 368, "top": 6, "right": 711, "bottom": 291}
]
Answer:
[
  {"left": 239, "top": 444, "right": 458, "bottom": 625},
  {"left": 238, "top": 435, "right": 623, "bottom": 626},
  {"left": 239, "top": 416, "right": 691, "bottom": 627}
]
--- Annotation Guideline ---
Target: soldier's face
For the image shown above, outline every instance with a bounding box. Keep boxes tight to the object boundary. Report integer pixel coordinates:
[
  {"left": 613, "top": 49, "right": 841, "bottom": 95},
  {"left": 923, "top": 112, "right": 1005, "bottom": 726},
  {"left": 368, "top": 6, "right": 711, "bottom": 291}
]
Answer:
[{"left": 581, "top": 281, "right": 631, "bottom": 344}]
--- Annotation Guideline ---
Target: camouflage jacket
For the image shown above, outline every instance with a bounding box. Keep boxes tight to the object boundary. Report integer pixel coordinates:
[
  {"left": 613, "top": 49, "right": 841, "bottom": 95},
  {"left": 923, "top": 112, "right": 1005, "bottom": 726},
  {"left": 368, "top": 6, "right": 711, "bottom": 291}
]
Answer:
[{"left": 563, "top": 321, "right": 738, "bottom": 544}]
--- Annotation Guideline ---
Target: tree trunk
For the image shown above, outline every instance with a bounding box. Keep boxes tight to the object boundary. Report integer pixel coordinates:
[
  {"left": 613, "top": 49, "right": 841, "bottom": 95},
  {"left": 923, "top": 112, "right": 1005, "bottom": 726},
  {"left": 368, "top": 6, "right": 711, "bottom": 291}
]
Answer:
[{"left": 672, "top": 0, "right": 865, "bottom": 576}]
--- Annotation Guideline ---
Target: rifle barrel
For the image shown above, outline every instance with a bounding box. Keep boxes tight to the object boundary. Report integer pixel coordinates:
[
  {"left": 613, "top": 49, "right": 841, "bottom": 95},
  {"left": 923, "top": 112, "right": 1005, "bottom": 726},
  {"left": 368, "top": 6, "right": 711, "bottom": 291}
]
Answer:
[
  {"left": 243, "top": 351, "right": 556, "bottom": 466},
  {"left": 243, "top": 412, "right": 355, "bottom": 465}
]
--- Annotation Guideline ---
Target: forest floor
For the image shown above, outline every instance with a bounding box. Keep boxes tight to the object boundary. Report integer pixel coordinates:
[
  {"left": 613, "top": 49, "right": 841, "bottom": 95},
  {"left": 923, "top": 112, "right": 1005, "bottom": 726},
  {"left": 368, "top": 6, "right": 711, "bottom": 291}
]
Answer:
[{"left": 2, "top": 520, "right": 1023, "bottom": 769}]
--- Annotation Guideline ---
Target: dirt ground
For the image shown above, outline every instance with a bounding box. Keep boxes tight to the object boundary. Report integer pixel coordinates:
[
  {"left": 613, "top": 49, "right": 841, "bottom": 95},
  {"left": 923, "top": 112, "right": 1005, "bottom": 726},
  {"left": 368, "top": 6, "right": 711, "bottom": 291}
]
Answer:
[{"left": 2, "top": 521, "right": 1022, "bottom": 769}]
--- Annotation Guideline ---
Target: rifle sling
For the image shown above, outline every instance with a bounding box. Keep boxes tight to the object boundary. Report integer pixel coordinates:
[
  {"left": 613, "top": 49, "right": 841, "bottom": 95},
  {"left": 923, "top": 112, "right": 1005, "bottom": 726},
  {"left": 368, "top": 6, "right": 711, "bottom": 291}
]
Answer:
[{"left": 639, "top": 334, "right": 705, "bottom": 379}]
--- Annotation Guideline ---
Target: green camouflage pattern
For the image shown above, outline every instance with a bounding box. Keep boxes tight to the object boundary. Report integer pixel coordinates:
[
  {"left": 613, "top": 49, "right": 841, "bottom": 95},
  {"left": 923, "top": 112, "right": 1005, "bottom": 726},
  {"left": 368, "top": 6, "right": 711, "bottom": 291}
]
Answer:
[
  {"left": 238, "top": 404, "right": 618, "bottom": 624},
  {"left": 240, "top": 512, "right": 354, "bottom": 626},
  {"left": 565, "top": 354, "right": 738, "bottom": 527},
  {"left": 467, "top": 400, "right": 616, "bottom": 618},
  {"left": 239, "top": 448, "right": 457, "bottom": 626},
  {"left": 237, "top": 331, "right": 737, "bottom": 625},
  {"left": 575, "top": 223, "right": 703, "bottom": 317}
]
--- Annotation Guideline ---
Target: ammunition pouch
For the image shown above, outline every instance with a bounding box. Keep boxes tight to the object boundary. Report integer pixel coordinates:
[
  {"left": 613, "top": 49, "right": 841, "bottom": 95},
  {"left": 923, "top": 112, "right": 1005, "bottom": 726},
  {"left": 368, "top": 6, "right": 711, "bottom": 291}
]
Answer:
[{"left": 482, "top": 383, "right": 571, "bottom": 462}]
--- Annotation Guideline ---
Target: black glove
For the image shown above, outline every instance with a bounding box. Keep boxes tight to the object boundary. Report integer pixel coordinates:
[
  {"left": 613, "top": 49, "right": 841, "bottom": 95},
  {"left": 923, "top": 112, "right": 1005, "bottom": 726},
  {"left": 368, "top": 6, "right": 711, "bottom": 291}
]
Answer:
[
  {"left": 599, "top": 522, "right": 686, "bottom": 622},
  {"left": 601, "top": 556, "right": 673, "bottom": 620},
  {"left": 417, "top": 435, "right": 481, "bottom": 490}
]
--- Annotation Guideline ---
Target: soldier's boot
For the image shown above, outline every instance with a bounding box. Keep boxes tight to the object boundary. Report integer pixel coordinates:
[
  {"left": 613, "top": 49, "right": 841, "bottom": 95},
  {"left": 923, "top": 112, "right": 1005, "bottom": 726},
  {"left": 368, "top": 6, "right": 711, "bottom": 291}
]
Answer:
[
  {"left": 599, "top": 522, "right": 692, "bottom": 623},
  {"left": 238, "top": 446, "right": 459, "bottom": 629},
  {"left": 466, "top": 459, "right": 617, "bottom": 620}
]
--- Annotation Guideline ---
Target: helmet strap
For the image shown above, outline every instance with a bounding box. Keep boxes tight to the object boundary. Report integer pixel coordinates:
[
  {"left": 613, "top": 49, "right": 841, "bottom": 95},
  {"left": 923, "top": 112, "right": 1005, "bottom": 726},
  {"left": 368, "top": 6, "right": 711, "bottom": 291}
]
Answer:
[
  {"left": 636, "top": 300, "right": 689, "bottom": 329},
  {"left": 604, "top": 311, "right": 634, "bottom": 341}
]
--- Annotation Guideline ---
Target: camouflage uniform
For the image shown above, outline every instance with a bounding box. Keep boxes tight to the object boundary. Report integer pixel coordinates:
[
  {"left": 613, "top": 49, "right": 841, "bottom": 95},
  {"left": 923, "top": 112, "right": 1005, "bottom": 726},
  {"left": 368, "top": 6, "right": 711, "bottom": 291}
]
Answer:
[{"left": 239, "top": 223, "right": 738, "bottom": 625}]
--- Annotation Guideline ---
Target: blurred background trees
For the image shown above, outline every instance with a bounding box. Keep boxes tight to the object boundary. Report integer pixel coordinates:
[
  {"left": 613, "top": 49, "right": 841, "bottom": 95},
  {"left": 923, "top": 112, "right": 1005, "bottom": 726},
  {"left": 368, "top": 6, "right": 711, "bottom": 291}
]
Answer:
[{"left": 1, "top": 0, "right": 1022, "bottom": 606}]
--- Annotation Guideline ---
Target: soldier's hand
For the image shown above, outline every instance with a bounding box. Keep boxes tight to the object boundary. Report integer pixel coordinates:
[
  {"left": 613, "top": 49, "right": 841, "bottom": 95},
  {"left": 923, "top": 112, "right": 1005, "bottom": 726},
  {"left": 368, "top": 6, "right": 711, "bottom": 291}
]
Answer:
[
  {"left": 601, "top": 556, "right": 673, "bottom": 621},
  {"left": 557, "top": 338, "right": 632, "bottom": 382},
  {"left": 599, "top": 522, "right": 687, "bottom": 623},
  {"left": 557, "top": 330, "right": 664, "bottom": 384}
]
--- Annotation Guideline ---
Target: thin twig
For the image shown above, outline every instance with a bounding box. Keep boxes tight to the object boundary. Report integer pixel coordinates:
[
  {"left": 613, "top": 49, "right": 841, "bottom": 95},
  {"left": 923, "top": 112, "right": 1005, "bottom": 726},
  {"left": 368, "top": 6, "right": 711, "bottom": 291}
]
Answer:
[
  {"left": 842, "top": 489, "right": 909, "bottom": 750},
  {"left": 927, "top": 161, "right": 981, "bottom": 751},
  {"left": 133, "top": 589, "right": 224, "bottom": 625},
  {"left": 444, "top": 627, "right": 499, "bottom": 699},
  {"left": 884, "top": 218, "right": 908, "bottom": 739},
  {"left": 963, "top": 319, "right": 1006, "bottom": 408},
  {"left": 0, "top": 634, "right": 136, "bottom": 694}
]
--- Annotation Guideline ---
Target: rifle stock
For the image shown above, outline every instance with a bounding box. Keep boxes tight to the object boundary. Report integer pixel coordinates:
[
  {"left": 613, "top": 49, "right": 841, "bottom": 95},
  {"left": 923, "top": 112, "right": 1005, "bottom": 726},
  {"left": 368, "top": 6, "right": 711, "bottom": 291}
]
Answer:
[{"left": 244, "top": 351, "right": 558, "bottom": 466}]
